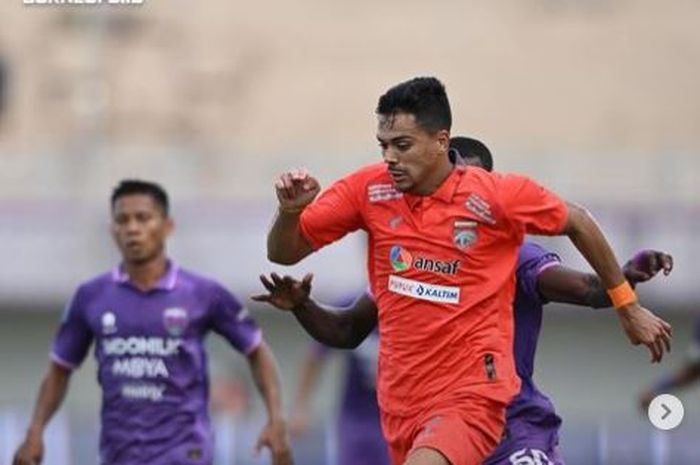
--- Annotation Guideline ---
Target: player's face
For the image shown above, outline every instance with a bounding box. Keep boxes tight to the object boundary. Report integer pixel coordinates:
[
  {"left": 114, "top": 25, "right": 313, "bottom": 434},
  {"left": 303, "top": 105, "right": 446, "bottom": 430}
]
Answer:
[
  {"left": 377, "top": 112, "right": 450, "bottom": 193},
  {"left": 111, "top": 194, "right": 173, "bottom": 265}
]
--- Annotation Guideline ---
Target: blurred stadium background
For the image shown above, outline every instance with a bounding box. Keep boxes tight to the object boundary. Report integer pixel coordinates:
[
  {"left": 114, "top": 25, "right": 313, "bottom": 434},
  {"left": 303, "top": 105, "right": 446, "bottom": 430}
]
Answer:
[{"left": 0, "top": 1, "right": 699, "bottom": 464}]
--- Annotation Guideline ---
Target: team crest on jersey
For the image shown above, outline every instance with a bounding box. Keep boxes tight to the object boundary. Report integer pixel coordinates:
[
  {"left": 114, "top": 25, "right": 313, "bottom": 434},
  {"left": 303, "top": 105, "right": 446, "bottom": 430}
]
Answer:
[
  {"left": 163, "top": 307, "right": 188, "bottom": 337},
  {"left": 101, "top": 311, "right": 117, "bottom": 335},
  {"left": 453, "top": 220, "right": 478, "bottom": 249}
]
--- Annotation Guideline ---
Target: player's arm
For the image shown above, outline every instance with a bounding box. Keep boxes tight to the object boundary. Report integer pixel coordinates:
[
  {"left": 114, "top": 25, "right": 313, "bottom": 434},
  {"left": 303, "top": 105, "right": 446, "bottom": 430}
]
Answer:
[
  {"left": 538, "top": 250, "right": 673, "bottom": 308},
  {"left": 13, "top": 362, "right": 72, "bottom": 465},
  {"left": 561, "top": 203, "right": 672, "bottom": 361},
  {"left": 267, "top": 169, "right": 321, "bottom": 264},
  {"left": 246, "top": 341, "right": 293, "bottom": 465},
  {"left": 253, "top": 273, "right": 378, "bottom": 349},
  {"left": 267, "top": 169, "right": 365, "bottom": 266}
]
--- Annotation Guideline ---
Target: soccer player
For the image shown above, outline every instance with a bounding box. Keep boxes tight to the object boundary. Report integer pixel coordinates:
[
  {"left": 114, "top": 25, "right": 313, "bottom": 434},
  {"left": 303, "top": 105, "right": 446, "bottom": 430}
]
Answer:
[
  {"left": 255, "top": 136, "right": 674, "bottom": 465},
  {"left": 265, "top": 77, "right": 672, "bottom": 465},
  {"left": 289, "top": 306, "right": 389, "bottom": 465},
  {"left": 13, "top": 180, "right": 293, "bottom": 465}
]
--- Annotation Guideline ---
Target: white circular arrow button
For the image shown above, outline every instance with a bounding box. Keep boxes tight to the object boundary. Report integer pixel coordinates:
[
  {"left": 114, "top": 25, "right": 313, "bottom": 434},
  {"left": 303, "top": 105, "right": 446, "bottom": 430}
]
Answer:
[{"left": 648, "top": 394, "right": 684, "bottom": 431}]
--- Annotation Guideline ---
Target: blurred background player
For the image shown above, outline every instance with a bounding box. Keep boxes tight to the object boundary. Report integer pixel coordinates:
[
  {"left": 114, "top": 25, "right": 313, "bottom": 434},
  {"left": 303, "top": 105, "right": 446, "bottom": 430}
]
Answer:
[
  {"left": 638, "top": 310, "right": 700, "bottom": 410},
  {"left": 12, "top": 180, "right": 293, "bottom": 465},
  {"left": 288, "top": 294, "right": 389, "bottom": 465},
  {"left": 258, "top": 136, "right": 674, "bottom": 465},
  {"left": 266, "top": 76, "right": 672, "bottom": 465}
]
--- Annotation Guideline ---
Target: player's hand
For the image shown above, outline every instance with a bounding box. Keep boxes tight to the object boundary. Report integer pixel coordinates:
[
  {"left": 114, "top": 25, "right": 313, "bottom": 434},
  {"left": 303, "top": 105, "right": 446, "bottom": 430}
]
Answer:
[
  {"left": 252, "top": 273, "right": 313, "bottom": 311},
  {"left": 13, "top": 432, "right": 43, "bottom": 465},
  {"left": 623, "top": 250, "right": 673, "bottom": 284},
  {"left": 274, "top": 168, "right": 321, "bottom": 213},
  {"left": 617, "top": 302, "right": 672, "bottom": 363},
  {"left": 255, "top": 418, "right": 294, "bottom": 465}
]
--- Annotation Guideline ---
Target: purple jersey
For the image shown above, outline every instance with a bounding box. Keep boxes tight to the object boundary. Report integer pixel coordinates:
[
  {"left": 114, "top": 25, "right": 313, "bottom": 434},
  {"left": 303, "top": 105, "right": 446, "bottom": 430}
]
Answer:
[
  {"left": 51, "top": 262, "right": 261, "bottom": 465},
  {"left": 485, "top": 242, "right": 564, "bottom": 465}
]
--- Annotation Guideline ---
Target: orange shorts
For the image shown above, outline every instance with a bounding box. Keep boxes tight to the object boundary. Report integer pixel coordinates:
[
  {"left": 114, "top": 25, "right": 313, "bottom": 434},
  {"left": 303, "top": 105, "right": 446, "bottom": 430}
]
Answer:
[{"left": 381, "top": 396, "right": 507, "bottom": 465}]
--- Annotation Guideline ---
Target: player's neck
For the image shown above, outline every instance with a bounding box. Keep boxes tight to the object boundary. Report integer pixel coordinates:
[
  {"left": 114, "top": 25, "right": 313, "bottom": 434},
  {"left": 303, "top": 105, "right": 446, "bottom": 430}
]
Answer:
[
  {"left": 123, "top": 255, "right": 169, "bottom": 292},
  {"left": 412, "top": 158, "right": 454, "bottom": 196}
]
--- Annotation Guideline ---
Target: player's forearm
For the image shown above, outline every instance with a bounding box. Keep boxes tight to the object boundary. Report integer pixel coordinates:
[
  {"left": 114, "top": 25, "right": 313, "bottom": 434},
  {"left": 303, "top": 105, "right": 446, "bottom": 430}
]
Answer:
[
  {"left": 27, "top": 364, "right": 71, "bottom": 436},
  {"left": 583, "top": 265, "right": 646, "bottom": 309},
  {"left": 291, "top": 301, "right": 359, "bottom": 349},
  {"left": 563, "top": 203, "right": 627, "bottom": 290},
  {"left": 249, "top": 343, "right": 285, "bottom": 422},
  {"left": 267, "top": 210, "right": 311, "bottom": 265}
]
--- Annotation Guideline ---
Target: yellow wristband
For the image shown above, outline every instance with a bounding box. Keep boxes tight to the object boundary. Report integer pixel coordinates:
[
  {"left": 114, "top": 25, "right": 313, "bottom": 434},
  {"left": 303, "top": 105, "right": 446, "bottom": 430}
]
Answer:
[{"left": 607, "top": 281, "right": 637, "bottom": 309}]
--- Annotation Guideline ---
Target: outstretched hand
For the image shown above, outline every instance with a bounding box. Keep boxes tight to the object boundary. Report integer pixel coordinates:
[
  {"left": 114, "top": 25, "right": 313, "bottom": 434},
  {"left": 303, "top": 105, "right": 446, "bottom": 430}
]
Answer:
[
  {"left": 274, "top": 168, "right": 321, "bottom": 213},
  {"left": 617, "top": 302, "right": 672, "bottom": 363},
  {"left": 252, "top": 273, "right": 313, "bottom": 311},
  {"left": 624, "top": 250, "right": 673, "bottom": 284}
]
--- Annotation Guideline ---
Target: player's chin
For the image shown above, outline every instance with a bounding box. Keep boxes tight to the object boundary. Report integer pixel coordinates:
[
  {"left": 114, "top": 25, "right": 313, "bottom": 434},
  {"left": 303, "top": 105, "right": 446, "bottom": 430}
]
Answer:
[{"left": 392, "top": 178, "right": 414, "bottom": 192}]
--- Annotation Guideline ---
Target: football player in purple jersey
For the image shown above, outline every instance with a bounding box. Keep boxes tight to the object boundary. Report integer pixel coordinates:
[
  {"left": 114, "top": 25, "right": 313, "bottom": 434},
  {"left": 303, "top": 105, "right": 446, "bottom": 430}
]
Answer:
[{"left": 13, "top": 180, "right": 293, "bottom": 465}]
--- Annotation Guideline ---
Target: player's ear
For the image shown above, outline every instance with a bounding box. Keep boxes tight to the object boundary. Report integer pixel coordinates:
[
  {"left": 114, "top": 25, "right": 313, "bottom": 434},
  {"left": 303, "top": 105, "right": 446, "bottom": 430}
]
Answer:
[
  {"left": 436, "top": 129, "right": 450, "bottom": 156},
  {"left": 164, "top": 217, "right": 175, "bottom": 236}
]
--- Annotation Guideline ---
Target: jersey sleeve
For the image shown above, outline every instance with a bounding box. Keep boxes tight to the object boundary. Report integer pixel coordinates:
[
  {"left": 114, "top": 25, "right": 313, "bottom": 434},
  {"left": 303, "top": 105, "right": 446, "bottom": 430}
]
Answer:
[
  {"left": 210, "top": 285, "right": 262, "bottom": 355},
  {"left": 299, "top": 175, "right": 365, "bottom": 250},
  {"left": 51, "top": 288, "right": 94, "bottom": 370},
  {"left": 498, "top": 174, "right": 569, "bottom": 239},
  {"left": 516, "top": 243, "right": 562, "bottom": 306}
]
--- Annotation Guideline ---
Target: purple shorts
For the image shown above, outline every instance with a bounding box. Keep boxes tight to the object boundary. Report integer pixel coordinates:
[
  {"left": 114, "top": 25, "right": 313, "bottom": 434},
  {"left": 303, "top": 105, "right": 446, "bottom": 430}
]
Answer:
[{"left": 483, "top": 420, "right": 565, "bottom": 465}]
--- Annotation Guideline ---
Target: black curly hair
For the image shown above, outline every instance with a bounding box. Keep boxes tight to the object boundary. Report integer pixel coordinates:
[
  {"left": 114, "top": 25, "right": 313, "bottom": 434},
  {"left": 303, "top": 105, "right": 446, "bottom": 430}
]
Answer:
[{"left": 376, "top": 77, "right": 452, "bottom": 133}]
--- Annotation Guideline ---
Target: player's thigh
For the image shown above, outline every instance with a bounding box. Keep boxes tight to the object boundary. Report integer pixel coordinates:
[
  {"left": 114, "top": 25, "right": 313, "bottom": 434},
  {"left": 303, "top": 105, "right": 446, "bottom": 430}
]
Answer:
[
  {"left": 410, "top": 409, "right": 504, "bottom": 465},
  {"left": 404, "top": 447, "right": 452, "bottom": 465}
]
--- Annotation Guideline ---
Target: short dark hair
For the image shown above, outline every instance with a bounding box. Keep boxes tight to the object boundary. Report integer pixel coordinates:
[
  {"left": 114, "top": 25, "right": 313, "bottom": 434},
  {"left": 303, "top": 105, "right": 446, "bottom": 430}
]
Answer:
[
  {"left": 111, "top": 179, "right": 169, "bottom": 215},
  {"left": 449, "top": 136, "right": 494, "bottom": 172},
  {"left": 376, "top": 77, "right": 452, "bottom": 133}
]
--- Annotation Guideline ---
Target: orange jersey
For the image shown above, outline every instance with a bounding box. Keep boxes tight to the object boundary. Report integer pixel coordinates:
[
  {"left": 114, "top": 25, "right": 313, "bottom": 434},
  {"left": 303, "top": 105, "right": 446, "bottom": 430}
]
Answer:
[{"left": 300, "top": 163, "right": 568, "bottom": 416}]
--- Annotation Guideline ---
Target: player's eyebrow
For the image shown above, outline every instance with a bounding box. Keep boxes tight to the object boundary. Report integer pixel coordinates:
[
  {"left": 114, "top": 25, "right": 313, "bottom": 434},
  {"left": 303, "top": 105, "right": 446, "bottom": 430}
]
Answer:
[{"left": 376, "top": 135, "right": 414, "bottom": 144}]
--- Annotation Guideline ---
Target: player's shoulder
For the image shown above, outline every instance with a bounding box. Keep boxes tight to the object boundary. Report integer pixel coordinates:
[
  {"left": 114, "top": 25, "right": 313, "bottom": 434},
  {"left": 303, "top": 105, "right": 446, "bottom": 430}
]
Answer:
[
  {"left": 74, "top": 271, "right": 114, "bottom": 296},
  {"left": 176, "top": 267, "right": 226, "bottom": 291},
  {"left": 462, "top": 167, "right": 532, "bottom": 189},
  {"left": 176, "top": 267, "right": 240, "bottom": 301}
]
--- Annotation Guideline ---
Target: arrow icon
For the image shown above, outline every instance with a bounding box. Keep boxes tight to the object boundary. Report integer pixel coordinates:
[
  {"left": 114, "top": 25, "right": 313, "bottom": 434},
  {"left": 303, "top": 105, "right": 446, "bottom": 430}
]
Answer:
[{"left": 661, "top": 403, "right": 671, "bottom": 420}]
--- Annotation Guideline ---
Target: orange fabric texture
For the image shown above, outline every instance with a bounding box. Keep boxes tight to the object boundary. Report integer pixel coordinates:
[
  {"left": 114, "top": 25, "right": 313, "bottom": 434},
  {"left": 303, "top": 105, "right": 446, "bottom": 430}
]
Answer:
[
  {"left": 382, "top": 397, "right": 508, "bottom": 465},
  {"left": 300, "top": 163, "right": 568, "bottom": 419},
  {"left": 607, "top": 280, "right": 637, "bottom": 309}
]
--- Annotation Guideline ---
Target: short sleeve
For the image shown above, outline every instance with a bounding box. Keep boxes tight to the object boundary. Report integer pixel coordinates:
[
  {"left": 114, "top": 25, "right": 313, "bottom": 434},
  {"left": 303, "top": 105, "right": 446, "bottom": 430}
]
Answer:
[
  {"left": 498, "top": 174, "right": 568, "bottom": 239},
  {"left": 516, "top": 243, "right": 562, "bottom": 306},
  {"left": 210, "top": 285, "right": 262, "bottom": 355},
  {"left": 300, "top": 176, "right": 364, "bottom": 250},
  {"left": 51, "top": 288, "right": 94, "bottom": 370}
]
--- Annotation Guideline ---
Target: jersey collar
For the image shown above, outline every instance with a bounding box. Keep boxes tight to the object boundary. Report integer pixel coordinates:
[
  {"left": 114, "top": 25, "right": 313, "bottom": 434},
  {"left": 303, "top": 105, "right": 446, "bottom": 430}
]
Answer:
[
  {"left": 111, "top": 259, "right": 179, "bottom": 292},
  {"left": 404, "top": 166, "right": 465, "bottom": 209}
]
